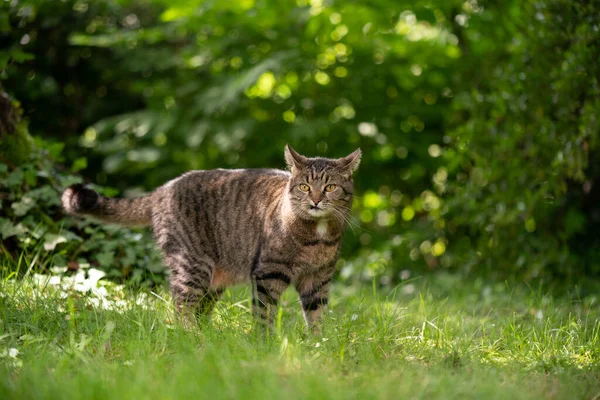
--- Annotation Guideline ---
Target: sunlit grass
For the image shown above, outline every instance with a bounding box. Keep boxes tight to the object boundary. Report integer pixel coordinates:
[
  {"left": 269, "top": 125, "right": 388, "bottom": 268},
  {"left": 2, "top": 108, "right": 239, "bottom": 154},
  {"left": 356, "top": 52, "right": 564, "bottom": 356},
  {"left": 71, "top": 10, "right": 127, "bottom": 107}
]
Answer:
[{"left": 0, "top": 269, "right": 598, "bottom": 399}]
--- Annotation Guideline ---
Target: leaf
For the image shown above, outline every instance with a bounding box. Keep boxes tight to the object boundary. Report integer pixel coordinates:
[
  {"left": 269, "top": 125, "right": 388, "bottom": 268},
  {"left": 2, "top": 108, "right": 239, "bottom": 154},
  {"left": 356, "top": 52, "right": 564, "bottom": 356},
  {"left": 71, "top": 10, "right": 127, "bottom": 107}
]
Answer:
[
  {"left": 9, "top": 48, "right": 34, "bottom": 63},
  {"left": 71, "top": 157, "right": 87, "bottom": 172},
  {"left": 96, "top": 252, "right": 115, "bottom": 268},
  {"left": 0, "top": 220, "right": 27, "bottom": 239},
  {"left": 11, "top": 196, "right": 35, "bottom": 216},
  {"left": 564, "top": 208, "right": 586, "bottom": 238},
  {"left": 51, "top": 254, "right": 67, "bottom": 267},
  {"left": 123, "top": 247, "right": 138, "bottom": 267},
  {"left": 45, "top": 142, "right": 65, "bottom": 159},
  {"left": 6, "top": 169, "right": 24, "bottom": 187},
  {"left": 146, "top": 261, "right": 165, "bottom": 274},
  {"left": 43, "top": 233, "right": 68, "bottom": 251},
  {"left": 28, "top": 186, "right": 60, "bottom": 207},
  {"left": 23, "top": 168, "right": 36, "bottom": 186}
]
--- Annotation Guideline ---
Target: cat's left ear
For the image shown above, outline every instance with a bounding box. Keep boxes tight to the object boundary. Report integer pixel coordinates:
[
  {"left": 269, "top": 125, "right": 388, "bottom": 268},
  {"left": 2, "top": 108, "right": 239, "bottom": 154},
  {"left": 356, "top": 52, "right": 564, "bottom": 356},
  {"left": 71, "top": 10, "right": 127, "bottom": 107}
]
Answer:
[{"left": 337, "top": 148, "right": 362, "bottom": 176}]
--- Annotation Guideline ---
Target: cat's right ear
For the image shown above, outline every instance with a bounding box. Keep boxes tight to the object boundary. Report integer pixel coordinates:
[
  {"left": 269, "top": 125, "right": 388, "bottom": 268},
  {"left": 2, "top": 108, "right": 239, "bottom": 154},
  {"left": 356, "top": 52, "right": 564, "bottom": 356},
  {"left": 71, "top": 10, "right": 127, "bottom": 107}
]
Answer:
[{"left": 284, "top": 145, "right": 307, "bottom": 171}]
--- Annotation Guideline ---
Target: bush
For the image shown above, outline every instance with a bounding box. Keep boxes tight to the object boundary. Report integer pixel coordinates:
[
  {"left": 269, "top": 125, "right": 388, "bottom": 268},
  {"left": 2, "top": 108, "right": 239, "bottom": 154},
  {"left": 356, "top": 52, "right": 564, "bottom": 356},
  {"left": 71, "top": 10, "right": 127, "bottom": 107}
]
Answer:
[
  {"left": 441, "top": 0, "right": 600, "bottom": 280},
  {"left": 2, "top": 0, "right": 600, "bottom": 285},
  {"left": 0, "top": 131, "right": 165, "bottom": 287},
  {"left": 2, "top": 0, "right": 461, "bottom": 282}
]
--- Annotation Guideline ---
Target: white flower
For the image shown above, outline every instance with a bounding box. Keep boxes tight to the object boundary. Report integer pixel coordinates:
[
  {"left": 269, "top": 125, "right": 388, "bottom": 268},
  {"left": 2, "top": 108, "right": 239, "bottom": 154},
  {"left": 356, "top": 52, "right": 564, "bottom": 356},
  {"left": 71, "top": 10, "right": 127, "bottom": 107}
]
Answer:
[{"left": 1, "top": 348, "right": 19, "bottom": 358}]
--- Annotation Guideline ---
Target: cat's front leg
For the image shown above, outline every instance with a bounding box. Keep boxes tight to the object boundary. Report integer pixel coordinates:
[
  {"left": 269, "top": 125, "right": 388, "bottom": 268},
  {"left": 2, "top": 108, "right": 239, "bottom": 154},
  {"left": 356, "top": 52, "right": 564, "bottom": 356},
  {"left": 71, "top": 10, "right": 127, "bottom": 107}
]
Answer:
[
  {"left": 251, "top": 262, "right": 293, "bottom": 327},
  {"left": 296, "top": 274, "right": 333, "bottom": 334}
]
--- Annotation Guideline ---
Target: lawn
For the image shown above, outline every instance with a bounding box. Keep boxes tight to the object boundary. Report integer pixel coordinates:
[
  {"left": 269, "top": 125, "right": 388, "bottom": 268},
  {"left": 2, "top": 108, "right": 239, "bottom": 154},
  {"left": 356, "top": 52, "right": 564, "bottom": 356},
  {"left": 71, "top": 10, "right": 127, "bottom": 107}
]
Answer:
[{"left": 0, "top": 270, "right": 598, "bottom": 399}]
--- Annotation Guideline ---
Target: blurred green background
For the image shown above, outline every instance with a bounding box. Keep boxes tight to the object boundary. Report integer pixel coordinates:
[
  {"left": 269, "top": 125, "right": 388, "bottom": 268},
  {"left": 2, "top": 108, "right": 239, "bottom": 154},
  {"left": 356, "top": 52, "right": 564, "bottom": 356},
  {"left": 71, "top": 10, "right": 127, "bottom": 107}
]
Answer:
[{"left": 1, "top": 0, "right": 599, "bottom": 287}]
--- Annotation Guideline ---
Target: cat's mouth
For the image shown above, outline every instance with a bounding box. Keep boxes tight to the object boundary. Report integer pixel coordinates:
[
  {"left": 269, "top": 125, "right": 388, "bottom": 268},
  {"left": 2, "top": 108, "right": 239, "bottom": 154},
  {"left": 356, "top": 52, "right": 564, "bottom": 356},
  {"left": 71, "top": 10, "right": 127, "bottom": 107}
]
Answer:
[{"left": 308, "top": 206, "right": 327, "bottom": 217}]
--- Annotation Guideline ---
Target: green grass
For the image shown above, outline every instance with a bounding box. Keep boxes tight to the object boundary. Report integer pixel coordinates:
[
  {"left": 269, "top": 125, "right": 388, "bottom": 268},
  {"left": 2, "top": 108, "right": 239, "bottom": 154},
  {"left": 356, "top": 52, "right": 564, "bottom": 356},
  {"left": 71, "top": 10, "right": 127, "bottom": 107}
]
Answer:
[{"left": 0, "top": 270, "right": 598, "bottom": 399}]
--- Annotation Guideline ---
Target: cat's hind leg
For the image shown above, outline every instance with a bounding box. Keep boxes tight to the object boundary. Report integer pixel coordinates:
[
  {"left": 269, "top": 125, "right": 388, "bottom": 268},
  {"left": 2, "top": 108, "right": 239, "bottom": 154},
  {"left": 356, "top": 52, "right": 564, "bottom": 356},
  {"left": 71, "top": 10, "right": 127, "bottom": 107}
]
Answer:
[
  {"left": 153, "top": 202, "right": 219, "bottom": 323},
  {"left": 167, "top": 254, "right": 219, "bottom": 318},
  {"left": 158, "top": 233, "right": 218, "bottom": 321}
]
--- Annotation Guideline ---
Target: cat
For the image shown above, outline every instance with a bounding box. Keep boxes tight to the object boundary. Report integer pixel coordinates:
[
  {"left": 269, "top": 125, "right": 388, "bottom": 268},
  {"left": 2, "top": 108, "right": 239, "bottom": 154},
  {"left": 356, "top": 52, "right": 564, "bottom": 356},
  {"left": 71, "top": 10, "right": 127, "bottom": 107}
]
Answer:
[{"left": 62, "top": 145, "right": 361, "bottom": 330}]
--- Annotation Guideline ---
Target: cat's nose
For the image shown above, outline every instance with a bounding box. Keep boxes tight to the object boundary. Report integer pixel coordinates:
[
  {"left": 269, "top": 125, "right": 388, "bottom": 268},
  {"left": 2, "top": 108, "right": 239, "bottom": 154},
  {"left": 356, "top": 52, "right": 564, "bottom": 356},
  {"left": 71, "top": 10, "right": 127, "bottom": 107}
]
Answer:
[{"left": 312, "top": 198, "right": 321, "bottom": 206}]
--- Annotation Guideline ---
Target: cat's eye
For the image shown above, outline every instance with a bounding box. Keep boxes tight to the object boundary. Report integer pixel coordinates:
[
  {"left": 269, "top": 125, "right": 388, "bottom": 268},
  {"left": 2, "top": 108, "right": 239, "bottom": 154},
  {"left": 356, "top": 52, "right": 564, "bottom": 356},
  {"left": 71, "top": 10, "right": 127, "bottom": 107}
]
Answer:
[
  {"left": 299, "top": 184, "right": 310, "bottom": 192},
  {"left": 325, "top": 184, "right": 337, "bottom": 192}
]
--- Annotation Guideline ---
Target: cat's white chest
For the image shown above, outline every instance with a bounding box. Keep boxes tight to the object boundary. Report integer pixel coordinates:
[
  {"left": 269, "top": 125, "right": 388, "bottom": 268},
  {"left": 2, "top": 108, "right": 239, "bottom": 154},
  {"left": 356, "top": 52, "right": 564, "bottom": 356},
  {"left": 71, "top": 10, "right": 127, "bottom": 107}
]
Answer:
[{"left": 316, "top": 220, "right": 328, "bottom": 238}]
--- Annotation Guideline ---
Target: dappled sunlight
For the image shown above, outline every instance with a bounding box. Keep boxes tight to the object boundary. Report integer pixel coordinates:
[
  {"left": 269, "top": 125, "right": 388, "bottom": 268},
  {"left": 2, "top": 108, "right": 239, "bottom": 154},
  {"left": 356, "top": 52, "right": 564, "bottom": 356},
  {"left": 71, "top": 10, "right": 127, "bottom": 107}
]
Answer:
[
  {"left": 7, "top": 0, "right": 597, "bottom": 287},
  {"left": 2, "top": 0, "right": 600, "bottom": 397},
  {"left": 0, "top": 274, "right": 598, "bottom": 397}
]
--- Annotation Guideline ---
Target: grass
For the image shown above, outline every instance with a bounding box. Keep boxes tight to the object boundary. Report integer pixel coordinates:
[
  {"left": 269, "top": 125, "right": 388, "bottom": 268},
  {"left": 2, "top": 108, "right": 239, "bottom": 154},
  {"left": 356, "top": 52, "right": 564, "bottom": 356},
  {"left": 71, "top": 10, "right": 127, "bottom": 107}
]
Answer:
[{"left": 0, "top": 269, "right": 598, "bottom": 400}]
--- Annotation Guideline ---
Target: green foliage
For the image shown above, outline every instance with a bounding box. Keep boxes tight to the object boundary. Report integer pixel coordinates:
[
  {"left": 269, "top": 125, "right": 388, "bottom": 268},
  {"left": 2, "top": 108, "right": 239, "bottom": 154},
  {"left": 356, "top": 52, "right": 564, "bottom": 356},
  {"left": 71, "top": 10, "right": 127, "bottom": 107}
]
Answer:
[
  {"left": 2, "top": 0, "right": 600, "bottom": 284},
  {"left": 442, "top": 0, "right": 600, "bottom": 279},
  {"left": 0, "top": 138, "right": 165, "bottom": 286},
  {"left": 1, "top": 0, "right": 462, "bottom": 281},
  {"left": 0, "top": 0, "right": 149, "bottom": 160}
]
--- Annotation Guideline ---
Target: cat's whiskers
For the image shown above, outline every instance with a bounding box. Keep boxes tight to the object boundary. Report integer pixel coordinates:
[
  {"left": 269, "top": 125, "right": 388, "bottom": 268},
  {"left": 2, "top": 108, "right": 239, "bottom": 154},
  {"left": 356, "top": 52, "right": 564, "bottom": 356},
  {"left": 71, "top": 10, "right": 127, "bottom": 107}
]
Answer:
[
  {"left": 328, "top": 205, "right": 366, "bottom": 235},
  {"left": 325, "top": 206, "right": 360, "bottom": 236}
]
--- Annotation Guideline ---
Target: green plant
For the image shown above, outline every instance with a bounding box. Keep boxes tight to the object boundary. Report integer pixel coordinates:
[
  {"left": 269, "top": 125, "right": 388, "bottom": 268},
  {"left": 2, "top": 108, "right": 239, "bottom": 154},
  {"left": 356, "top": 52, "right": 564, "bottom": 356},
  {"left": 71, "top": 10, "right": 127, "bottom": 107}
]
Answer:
[
  {"left": 441, "top": 0, "right": 600, "bottom": 280},
  {"left": 0, "top": 136, "right": 165, "bottom": 286}
]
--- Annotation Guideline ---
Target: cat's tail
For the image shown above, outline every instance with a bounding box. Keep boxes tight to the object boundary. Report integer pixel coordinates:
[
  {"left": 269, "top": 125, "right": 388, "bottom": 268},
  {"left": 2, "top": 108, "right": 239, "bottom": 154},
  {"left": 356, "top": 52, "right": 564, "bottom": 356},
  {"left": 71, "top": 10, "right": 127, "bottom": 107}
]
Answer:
[{"left": 61, "top": 184, "right": 154, "bottom": 226}]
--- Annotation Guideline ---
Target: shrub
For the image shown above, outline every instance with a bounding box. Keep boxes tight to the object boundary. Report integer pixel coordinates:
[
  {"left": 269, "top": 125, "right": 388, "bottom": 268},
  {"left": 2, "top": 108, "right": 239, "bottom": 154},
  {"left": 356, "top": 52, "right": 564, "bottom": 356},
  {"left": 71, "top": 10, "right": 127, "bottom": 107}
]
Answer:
[
  {"left": 0, "top": 131, "right": 165, "bottom": 286},
  {"left": 442, "top": 0, "right": 600, "bottom": 280}
]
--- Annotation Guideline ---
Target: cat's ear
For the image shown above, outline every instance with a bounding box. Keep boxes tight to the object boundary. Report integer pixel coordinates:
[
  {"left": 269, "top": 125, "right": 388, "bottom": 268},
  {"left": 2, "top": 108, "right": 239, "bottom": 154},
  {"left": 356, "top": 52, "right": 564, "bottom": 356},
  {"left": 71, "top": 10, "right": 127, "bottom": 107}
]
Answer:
[
  {"left": 337, "top": 148, "right": 362, "bottom": 176},
  {"left": 284, "top": 145, "right": 308, "bottom": 170}
]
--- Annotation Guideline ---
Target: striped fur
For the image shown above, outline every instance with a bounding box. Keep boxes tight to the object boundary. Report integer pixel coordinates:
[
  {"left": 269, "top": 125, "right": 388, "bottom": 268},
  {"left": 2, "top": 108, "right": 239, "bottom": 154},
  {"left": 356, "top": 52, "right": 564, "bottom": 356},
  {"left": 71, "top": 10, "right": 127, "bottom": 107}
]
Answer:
[{"left": 62, "top": 145, "right": 361, "bottom": 330}]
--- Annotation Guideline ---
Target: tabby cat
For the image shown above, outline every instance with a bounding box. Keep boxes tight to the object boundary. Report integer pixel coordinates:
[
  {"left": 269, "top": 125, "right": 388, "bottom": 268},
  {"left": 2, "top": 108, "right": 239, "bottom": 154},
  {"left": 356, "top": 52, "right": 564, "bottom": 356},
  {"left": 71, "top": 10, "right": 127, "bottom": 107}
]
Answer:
[{"left": 62, "top": 145, "right": 361, "bottom": 330}]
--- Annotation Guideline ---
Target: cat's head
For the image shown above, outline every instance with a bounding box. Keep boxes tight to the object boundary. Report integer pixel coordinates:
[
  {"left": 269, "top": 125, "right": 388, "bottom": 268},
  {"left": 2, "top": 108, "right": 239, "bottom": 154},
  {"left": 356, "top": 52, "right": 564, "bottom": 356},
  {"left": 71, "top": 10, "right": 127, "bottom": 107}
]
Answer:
[{"left": 284, "top": 145, "right": 361, "bottom": 220}]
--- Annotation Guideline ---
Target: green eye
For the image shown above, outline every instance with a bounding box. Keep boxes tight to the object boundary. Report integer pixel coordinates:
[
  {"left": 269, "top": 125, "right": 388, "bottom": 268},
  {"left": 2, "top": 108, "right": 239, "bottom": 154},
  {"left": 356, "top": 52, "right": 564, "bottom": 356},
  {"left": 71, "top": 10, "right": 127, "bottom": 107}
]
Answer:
[
  {"left": 325, "top": 184, "right": 337, "bottom": 192},
  {"left": 299, "top": 184, "right": 310, "bottom": 192}
]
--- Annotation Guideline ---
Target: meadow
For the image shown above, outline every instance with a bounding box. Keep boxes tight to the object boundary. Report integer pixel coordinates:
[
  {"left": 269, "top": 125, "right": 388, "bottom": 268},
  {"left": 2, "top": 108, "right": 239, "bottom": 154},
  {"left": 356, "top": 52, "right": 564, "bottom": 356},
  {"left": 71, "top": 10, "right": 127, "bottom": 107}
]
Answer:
[{"left": 1, "top": 268, "right": 598, "bottom": 399}]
